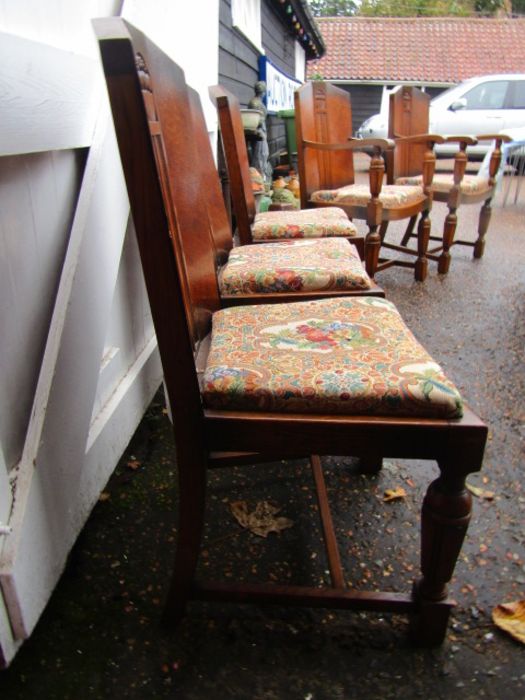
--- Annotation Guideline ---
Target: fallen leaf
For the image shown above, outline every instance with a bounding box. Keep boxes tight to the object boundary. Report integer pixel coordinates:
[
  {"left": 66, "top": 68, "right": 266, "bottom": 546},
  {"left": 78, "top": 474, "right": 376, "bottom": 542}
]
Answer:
[
  {"left": 383, "top": 487, "right": 407, "bottom": 502},
  {"left": 466, "top": 482, "right": 495, "bottom": 500},
  {"left": 492, "top": 600, "right": 525, "bottom": 644},
  {"left": 229, "top": 500, "right": 293, "bottom": 538},
  {"left": 99, "top": 492, "right": 110, "bottom": 501},
  {"left": 126, "top": 460, "right": 141, "bottom": 470}
]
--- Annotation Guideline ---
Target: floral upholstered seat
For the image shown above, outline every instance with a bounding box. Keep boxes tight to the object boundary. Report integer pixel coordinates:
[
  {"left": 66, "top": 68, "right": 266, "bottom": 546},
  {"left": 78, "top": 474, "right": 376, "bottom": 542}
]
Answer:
[
  {"left": 251, "top": 206, "right": 358, "bottom": 240},
  {"left": 310, "top": 184, "right": 425, "bottom": 209},
  {"left": 203, "top": 296, "right": 463, "bottom": 418},
  {"left": 395, "top": 173, "right": 491, "bottom": 196},
  {"left": 219, "top": 239, "right": 371, "bottom": 295}
]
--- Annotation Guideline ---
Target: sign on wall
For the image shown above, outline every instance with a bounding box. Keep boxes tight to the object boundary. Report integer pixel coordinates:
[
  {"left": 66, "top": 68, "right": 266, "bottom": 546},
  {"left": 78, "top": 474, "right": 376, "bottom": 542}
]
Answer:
[{"left": 259, "top": 56, "right": 301, "bottom": 114}]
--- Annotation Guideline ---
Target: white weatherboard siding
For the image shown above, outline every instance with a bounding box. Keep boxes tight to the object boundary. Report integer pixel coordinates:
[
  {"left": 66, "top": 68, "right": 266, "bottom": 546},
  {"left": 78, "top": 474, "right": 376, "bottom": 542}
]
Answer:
[{"left": 0, "top": 1, "right": 219, "bottom": 667}]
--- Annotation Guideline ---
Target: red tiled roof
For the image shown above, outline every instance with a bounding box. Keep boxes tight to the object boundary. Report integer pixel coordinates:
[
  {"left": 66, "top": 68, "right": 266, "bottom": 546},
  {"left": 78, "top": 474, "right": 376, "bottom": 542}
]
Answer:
[{"left": 307, "top": 17, "right": 525, "bottom": 84}]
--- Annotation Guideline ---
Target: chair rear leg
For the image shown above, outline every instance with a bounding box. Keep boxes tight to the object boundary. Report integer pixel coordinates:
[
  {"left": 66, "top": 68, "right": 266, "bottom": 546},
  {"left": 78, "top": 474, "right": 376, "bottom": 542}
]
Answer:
[
  {"left": 400, "top": 214, "right": 418, "bottom": 247},
  {"left": 474, "top": 196, "right": 493, "bottom": 259},
  {"left": 162, "top": 452, "right": 207, "bottom": 627},
  {"left": 357, "top": 455, "right": 383, "bottom": 474},
  {"left": 414, "top": 211, "right": 430, "bottom": 282},
  {"left": 438, "top": 206, "right": 457, "bottom": 275},
  {"left": 411, "top": 463, "right": 473, "bottom": 646}
]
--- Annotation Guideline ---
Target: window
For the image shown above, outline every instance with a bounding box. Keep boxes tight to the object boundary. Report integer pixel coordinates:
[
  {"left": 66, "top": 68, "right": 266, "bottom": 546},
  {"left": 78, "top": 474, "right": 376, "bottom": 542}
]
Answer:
[
  {"left": 510, "top": 81, "right": 525, "bottom": 109},
  {"left": 462, "top": 81, "right": 508, "bottom": 110},
  {"left": 231, "top": 0, "right": 262, "bottom": 52}
]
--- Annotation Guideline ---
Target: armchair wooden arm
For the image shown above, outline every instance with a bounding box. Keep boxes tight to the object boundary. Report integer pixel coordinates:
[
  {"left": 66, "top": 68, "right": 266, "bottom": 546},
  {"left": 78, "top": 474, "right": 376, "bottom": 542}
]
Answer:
[
  {"left": 476, "top": 134, "right": 512, "bottom": 183},
  {"left": 302, "top": 137, "right": 395, "bottom": 152}
]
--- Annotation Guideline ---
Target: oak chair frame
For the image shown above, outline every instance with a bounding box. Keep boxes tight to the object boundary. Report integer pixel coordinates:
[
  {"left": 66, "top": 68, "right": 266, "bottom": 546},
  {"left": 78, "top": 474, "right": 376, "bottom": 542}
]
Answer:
[
  {"left": 95, "top": 17, "right": 488, "bottom": 647},
  {"left": 294, "top": 81, "right": 445, "bottom": 282},
  {"left": 389, "top": 85, "right": 511, "bottom": 274}
]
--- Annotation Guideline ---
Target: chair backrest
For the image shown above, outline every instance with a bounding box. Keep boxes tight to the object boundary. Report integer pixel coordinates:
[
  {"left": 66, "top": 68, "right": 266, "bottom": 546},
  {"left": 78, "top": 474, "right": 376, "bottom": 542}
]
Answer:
[
  {"left": 294, "top": 81, "right": 355, "bottom": 208},
  {"left": 186, "top": 86, "right": 233, "bottom": 265},
  {"left": 95, "top": 19, "right": 222, "bottom": 349},
  {"left": 388, "top": 85, "right": 430, "bottom": 179},
  {"left": 209, "top": 85, "right": 257, "bottom": 246},
  {"left": 95, "top": 17, "right": 213, "bottom": 449}
]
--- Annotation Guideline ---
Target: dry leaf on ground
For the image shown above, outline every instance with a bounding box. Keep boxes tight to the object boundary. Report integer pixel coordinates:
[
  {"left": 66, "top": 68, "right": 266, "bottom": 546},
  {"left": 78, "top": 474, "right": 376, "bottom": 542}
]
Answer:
[
  {"left": 466, "top": 482, "right": 495, "bottom": 500},
  {"left": 492, "top": 600, "right": 525, "bottom": 644},
  {"left": 230, "top": 500, "right": 294, "bottom": 538},
  {"left": 383, "top": 487, "right": 407, "bottom": 502}
]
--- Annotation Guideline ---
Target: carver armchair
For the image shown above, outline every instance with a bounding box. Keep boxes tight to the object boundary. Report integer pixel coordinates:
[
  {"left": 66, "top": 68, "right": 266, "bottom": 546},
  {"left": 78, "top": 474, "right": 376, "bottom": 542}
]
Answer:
[
  {"left": 390, "top": 85, "right": 511, "bottom": 273},
  {"left": 95, "top": 17, "right": 488, "bottom": 647}
]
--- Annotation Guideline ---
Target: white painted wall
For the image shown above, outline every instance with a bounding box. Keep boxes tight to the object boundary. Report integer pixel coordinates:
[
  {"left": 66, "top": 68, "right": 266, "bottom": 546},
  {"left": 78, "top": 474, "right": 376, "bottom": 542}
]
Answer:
[{"left": 0, "top": 0, "right": 219, "bottom": 667}]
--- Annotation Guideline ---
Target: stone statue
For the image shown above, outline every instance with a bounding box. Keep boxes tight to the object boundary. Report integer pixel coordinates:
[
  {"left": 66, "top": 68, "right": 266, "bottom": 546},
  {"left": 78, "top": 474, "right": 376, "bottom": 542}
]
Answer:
[{"left": 248, "top": 81, "right": 272, "bottom": 183}]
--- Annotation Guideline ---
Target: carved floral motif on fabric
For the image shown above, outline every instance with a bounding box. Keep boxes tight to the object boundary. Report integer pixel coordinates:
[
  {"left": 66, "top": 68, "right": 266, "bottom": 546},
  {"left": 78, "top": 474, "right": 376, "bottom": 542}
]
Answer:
[
  {"left": 203, "top": 297, "right": 463, "bottom": 417},
  {"left": 252, "top": 206, "right": 357, "bottom": 240},
  {"left": 219, "top": 239, "right": 371, "bottom": 294},
  {"left": 311, "top": 184, "right": 425, "bottom": 208}
]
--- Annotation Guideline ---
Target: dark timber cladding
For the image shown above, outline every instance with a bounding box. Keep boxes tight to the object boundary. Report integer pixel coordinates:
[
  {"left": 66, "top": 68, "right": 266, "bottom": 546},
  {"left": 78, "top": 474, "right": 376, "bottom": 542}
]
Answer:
[{"left": 219, "top": 0, "right": 321, "bottom": 169}]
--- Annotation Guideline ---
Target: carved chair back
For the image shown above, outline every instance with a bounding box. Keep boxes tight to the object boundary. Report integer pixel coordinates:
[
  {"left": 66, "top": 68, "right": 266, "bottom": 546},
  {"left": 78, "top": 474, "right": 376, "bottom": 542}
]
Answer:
[
  {"left": 388, "top": 86, "right": 431, "bottom": 181},
  {"left": 294, "top": 81, "right": 356, "bottom": 209}
]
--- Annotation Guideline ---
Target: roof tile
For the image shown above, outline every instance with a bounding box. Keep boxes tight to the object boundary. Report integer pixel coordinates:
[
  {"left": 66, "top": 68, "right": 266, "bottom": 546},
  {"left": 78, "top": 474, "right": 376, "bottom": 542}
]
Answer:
[{"left": 308, "top": 17, "right": 525, "bottom": 83}]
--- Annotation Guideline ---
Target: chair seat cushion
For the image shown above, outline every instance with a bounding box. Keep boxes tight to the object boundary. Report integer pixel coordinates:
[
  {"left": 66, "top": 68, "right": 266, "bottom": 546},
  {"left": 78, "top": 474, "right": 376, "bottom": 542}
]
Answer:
[
  {"left": 203, "top": 297, "right": 463, "bottom": 418},
  {"left": 311, "top": 184, "right": 425, "bottom": 209},
  {"left": 251, "top": 207, "right": 358, "bottom": 240},
  {"left": 218, "top": 239, "right": 371, "bottom": 295},
  {"left": 395, "top": 173, "right": 491, "bottom": 195}
]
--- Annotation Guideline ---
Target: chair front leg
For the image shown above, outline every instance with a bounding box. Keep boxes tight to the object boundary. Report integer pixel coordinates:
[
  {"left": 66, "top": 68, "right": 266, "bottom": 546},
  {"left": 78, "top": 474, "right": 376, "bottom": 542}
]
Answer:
[
  {"left": 411, "top": 464, "right": 473, "bottom": 646},
  {"left": 364, "top": 225, "right": 381, "bottom": 277},
  {"left": 474, "top": 195, "right": 493, "bottom": 259},
  {"left": 438, "top": 205, "right": 458, "bottom": 275}
]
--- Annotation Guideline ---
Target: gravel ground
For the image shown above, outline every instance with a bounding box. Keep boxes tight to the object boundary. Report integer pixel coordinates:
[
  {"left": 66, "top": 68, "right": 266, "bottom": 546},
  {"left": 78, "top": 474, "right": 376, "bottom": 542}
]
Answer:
[{"left": 0, "top": 178, "right": 523, "bottom": 699}]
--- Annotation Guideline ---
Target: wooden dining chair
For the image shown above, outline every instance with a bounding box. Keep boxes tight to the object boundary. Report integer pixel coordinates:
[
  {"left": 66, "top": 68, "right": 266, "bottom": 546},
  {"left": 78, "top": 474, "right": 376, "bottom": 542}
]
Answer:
[
  {"left": 186, "top": 84, "right": 385, "bottom": 301},
  {"left": 208, "top": 84, "right": 379, "bottom": 280},
  {"left": 95, "top": 17, "right": 488, "bottom": 647},
  {"left": 294, "top": 81, "right": 444, "bottom": 282},
  {"left": 390, "top": 85, "right": 511, "bottom": 274}
]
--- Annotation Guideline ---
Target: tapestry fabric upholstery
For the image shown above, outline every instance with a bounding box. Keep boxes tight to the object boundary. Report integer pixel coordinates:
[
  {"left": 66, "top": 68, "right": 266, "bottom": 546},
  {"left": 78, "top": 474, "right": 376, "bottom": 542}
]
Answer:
[
  {"left": 251, "top": 206, "right": 358, "bottom": 240},
  {"left": 219, "top": 239, "right": 371, "bottom": 295},
  {"left": 310, "top": 184, "right": 425, "bottom": 208},
  {"left": 395, "top": 173, "right": 491, "bottom": 195},
  {"left": 203, "top": 296, "right": 463, "bottom": 418}
]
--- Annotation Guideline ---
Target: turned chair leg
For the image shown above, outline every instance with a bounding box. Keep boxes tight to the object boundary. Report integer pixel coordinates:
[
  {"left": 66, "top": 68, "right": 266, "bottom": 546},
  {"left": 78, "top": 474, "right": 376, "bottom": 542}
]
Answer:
[
  {"left": 365, "top": 225, "right": 382, "bottom": 278},
  {"left": 411, "top": 465, "right": 473, "bottom": 646},
  {"left": 415, "top": 211, "right": 430, "bottom": 282},
  {"left": 474, "top": 197, "right": 493, "bottom": 259},
  {"left": 162, "top": 452, "right": 207, "bottom": 627},
  {"left": 438, "top": 207, "right": 457, "bottom": 275}
]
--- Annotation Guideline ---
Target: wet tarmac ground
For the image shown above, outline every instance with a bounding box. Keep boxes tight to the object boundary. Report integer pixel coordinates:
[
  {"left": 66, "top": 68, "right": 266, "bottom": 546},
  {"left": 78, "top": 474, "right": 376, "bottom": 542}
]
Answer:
[{"left": 0, "top": 175, "right": 524, "bottom": 698}]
